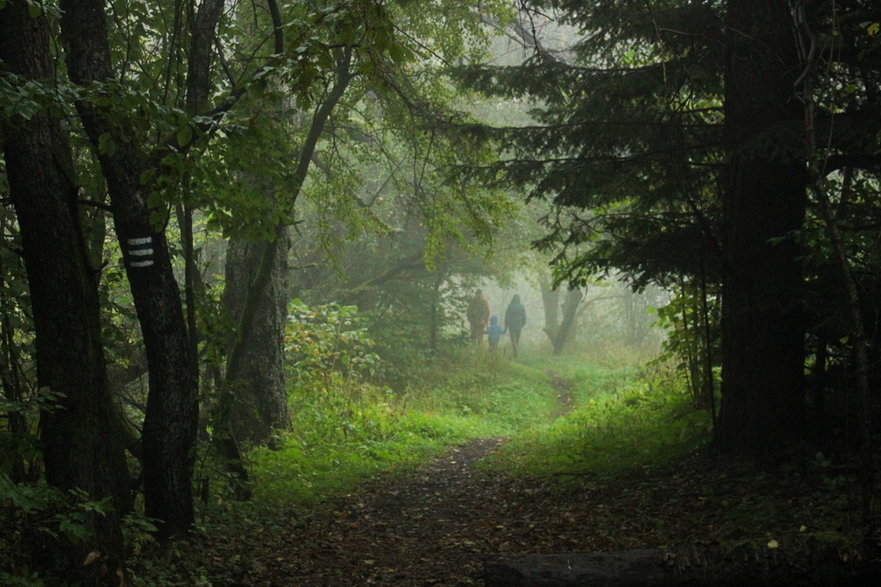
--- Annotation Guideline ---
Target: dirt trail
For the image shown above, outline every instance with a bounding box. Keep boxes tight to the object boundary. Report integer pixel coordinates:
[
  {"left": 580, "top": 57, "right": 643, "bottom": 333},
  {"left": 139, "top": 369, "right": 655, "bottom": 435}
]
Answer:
[
  {"left": 227, "top": 374, "right": 610, "bottom": 586},
  {"left": 286, "top": 437, "right": 511, "bottom": 585},
  {"left": 199, "top": 374, "right": 693, "bottom": 585},
  {"left": 172, "top": 371, "right": 868, "bottom": 586}
]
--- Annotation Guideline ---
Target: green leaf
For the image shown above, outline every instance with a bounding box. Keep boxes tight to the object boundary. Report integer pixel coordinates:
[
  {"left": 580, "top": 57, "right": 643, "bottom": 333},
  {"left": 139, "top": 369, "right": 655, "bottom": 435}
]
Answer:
[
  {"left": 177, "top": 124, "right": 193, "bottom": 148},
  {"left": 97, "top": 132, "right": 116, "bottom": 155}
]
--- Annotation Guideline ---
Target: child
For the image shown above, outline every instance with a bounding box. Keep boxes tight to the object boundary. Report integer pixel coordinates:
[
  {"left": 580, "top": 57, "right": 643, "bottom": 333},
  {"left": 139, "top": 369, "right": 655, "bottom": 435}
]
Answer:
[{"left": 485, "top": 315, "right": 507, "bottom": 350}]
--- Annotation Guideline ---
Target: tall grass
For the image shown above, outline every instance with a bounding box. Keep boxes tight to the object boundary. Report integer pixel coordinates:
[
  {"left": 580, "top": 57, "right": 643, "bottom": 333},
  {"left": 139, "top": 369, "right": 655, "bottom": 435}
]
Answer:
[
  {"left": 487, "top": 363, "right": 711, "bottom": 478},
  {"left": 244, "top": 347, "right": 554, "bottom": 508},
  {"left": 247, "top": 376, "right": 473, "bottom": 508},
  {"left": 242, "top": 346, "right": 709, "bottom": 511}
]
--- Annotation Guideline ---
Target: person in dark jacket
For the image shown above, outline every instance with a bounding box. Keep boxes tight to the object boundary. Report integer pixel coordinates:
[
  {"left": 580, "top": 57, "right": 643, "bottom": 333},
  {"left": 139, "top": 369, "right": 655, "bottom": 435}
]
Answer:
[{"left": 504, "top": 294, "right": 526, "bottom": 357}]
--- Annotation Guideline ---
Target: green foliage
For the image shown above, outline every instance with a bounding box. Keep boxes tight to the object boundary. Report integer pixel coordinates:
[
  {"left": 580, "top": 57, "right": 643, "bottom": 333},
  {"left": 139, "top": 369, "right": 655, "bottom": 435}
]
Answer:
[
  {"left": 0, "top": 387, "right": 61, "bottom": 472},
  {"left": 121, "top": 512, "right": 159, "bottom": 557},
  {"left": 489, "top": 361, "right": 709, "bottom": 478},
  {"left": 0, "top": 481, "right": 117, "bottom": 583},
  {"left": 455, "top": 1, "right": 725, "bottom": 289},
  {"left": 247, "top": 375, "right": 468, "bottom": 508},
  {"left": 285, "top": 299, "right": 382, "bottom": 386},
  {"left": 0, "top": 387, "right": 127, "bottom": 585},
  {"left": 0, "top": 473, "right": 62, "bottom": 516},
  {"left": 53, "top": 490, "right": 114, "bottom": 542},
  {"left": 654, "top": 282, "right": 720, "bottom": 408}
]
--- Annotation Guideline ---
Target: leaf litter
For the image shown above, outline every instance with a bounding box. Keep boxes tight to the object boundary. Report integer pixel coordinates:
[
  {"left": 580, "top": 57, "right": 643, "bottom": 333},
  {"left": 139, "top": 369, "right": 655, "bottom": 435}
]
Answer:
[{"left": 142, "top": 438, "right": 880, "bottom": 585}]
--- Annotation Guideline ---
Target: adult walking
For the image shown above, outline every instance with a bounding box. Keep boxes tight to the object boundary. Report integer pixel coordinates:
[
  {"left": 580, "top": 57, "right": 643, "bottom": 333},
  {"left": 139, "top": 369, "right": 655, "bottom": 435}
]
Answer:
[
  {"left": 467, "top": 289, "right": 490, "bottom": 346},
  {"left": 504, "top": 294, "right": 526, "bottom": 357}
]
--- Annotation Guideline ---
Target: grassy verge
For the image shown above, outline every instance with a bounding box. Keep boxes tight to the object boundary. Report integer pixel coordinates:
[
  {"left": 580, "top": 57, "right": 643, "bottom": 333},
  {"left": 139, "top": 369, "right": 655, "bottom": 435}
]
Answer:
[
  {"left": 242, "top": 347, "right": 707, "bottom": 511},
  {"left": 244, "top": 349, "right": 563, "bottom": 510},
  {"left": 487, "top": 368, "right": 710, "bottom": 477}
]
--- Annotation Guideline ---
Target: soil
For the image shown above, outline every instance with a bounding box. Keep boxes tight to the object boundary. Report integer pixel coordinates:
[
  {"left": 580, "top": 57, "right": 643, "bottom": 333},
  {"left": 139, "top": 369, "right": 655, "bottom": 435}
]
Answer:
[
  {"left": 287, "top": 437, "right": 513, "bottom": 585},
  {"left": 154, "top": 435, "right": 877, "bottom": 586},
  {"left": 146, "top": 373, "right": 877, "bottom": 585}
]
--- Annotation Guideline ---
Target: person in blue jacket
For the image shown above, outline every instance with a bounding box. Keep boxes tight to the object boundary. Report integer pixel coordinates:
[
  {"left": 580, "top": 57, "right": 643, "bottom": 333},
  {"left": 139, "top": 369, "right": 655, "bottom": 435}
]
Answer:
[{"left": 485, "top": 315, "right": 506, "bottom": 351}]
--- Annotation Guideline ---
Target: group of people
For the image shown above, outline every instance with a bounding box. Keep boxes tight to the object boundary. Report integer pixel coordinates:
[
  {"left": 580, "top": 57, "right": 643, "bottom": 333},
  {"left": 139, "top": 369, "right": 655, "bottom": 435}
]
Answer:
[{"left": 466, "top": 290, "right": 527, "bottom": 357}]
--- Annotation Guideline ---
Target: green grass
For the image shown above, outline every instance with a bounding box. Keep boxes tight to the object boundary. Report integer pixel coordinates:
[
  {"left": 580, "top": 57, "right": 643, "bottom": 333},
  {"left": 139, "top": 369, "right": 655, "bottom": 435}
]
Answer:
[
  {"left": 247, "top": 385, "right": 475, "bottom": 508},
  {"left": 242, "top": 350, "right": 561, "bottom": 510},
  {"left": 486, "top": 358, "right": 711, "bottom": 477},
  {"left": 401, "top": 352, "right": 560, "bottom": 436},
  {"left": 236, "top": 348, "right": 709, "bottom": 513}
]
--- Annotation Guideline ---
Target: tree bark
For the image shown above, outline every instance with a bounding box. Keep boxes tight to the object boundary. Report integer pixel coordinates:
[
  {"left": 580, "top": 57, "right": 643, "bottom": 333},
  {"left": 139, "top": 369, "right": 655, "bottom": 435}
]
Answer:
[
  {"left": 540, "top": 277, "right": 560, "bottom": 343},
  {"left": 0, "top": 2, "right": 130, "bottom": 573},
  {"left": 717, "top": 1, "right": 808, "bottom": 454},
  {"left": 221, "top": 46, "right": 352, "bottom": 444},
  {"left": 59, "top": 0, "right": 198, "bottom": 536},
  {"left": 553, "top": 287, "right": 583, "bottom": 356},
  {"left": 223, "top": 233, "right": 291, "bottom": 444}
]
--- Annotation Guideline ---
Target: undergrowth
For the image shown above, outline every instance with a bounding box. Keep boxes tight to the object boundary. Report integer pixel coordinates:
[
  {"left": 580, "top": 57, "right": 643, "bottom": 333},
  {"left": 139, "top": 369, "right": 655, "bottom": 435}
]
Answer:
[
  {"left": 486, "top": 361, "right": 710, "bottom": 478},
  {"left": 130, "top": 342, "right": 712, "bottom": 585},
  {"left": 242, "top": 347, "right": 564, "bottom": 511},
  {"left": 238, "top": 343, "right": 707, "bottom": 514}
]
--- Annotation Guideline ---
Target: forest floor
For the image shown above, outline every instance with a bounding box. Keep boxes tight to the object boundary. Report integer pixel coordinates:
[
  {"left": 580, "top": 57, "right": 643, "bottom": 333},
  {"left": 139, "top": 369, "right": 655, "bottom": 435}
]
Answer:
[
  {"left": 151, "top": 434, "right": 879, "bottom": 586},
  {"left": 138, "top": 369, "right": 881, "bottom": 585}
]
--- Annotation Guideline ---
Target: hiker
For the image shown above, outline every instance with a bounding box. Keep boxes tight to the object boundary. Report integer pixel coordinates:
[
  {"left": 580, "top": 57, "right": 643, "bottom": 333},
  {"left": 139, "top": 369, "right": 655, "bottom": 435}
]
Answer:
[
  {"left": 504, "top": 294, "right": 526, "bottom": 358},
  {"left": 466, "top": 289, "right": 490, "bottom": 345},
  {"left": 485, "top": 315, "right": 507, "bottom": 351}
]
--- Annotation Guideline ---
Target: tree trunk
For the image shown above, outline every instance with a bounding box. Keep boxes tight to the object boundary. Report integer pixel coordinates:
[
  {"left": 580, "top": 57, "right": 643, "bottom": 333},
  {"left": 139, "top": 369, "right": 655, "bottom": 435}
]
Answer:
[
  {"left": 716, "top": 0, "right": 808, "bottom": 454},
  {"left": 220, "top": 45, "right": 352, "bottom": 445},
  {"left": 623, "top": 288, "right": 638, "bottom": 346},
  {"left": 429, "top": 270, "right": 445, "bottom": 353},
  {"left": 0, "top": 313, "right": 28, "bottom": 484},
  {"left": 223, "top": 233, "right": 291, "bottom": 444},
  {"left": 553, "top": 287, "right": 583, "bottom": 356},
  {"left": 540, "top": 278, "right": 560, "bottom": 343},
  {"left": 0, "top": 2, "right": 130, "bottom": 574},
  {"left": 59, "top": 0, "right": 198, "bottom": 536}
]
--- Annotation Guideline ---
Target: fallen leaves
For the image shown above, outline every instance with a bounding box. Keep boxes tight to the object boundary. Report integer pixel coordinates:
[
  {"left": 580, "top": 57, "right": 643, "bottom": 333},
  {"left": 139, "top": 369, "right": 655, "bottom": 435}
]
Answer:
[{"left": 134, "top": 438, "right": 870, "bottom": 585}]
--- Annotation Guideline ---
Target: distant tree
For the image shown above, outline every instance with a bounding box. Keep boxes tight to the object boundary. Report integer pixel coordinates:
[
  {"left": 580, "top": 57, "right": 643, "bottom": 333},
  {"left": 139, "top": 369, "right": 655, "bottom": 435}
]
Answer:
[{"left": 458, "top": 0, "right": 881, "bottom": 456}]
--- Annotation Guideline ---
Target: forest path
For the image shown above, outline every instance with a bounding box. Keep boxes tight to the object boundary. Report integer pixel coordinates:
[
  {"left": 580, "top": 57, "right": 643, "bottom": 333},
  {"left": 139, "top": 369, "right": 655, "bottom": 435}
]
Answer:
[
  {"left": 170, "top": 376, "right": 869, "bottom": 585},
  {"left": 278, "top": 373, "right": 583, "bottom": 585},
  {"left": 284, "top": 437, "right": 515, "bottom": 585},
  {"left": 266, "top": 433, "right": 675, "bottom": 586},
  {"left": 183, "top": 370, "right": 697, "bottom": 586}
]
